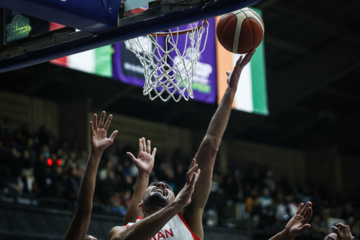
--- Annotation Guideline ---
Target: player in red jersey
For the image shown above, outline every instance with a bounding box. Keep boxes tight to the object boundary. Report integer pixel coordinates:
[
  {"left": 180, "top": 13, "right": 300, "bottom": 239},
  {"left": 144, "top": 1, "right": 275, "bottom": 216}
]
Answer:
[{"left": 109, "top": 50, "right": 256, "bottom": 240}]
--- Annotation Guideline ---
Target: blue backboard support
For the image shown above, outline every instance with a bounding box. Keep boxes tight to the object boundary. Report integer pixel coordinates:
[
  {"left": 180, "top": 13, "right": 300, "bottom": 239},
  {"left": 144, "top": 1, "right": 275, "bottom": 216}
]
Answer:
[
  {"left": 0, "top": 0, "right": 261, "bottom": 73},
  {"left": 0, "top": 0, "right": 120, "bottom": 33}
]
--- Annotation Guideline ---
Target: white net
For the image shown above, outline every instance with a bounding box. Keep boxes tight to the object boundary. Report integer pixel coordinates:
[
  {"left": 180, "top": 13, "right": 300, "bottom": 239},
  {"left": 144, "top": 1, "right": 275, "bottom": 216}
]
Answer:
[{"left": 124, "top": 20, "right": 209, "bottom": 102}]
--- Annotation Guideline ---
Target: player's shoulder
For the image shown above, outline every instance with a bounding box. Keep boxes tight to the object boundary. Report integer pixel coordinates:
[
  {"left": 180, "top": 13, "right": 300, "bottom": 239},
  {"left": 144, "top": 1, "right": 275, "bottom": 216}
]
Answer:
[{"left": 109, "top": 225, "right": 127, "bottom": 240}]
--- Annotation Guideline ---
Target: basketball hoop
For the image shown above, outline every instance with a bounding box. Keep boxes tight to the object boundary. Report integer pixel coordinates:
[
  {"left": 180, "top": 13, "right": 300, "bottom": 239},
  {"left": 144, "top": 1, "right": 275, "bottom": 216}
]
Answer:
[{"left": 125, "top": 20, "right": 209, "bottom": 102}]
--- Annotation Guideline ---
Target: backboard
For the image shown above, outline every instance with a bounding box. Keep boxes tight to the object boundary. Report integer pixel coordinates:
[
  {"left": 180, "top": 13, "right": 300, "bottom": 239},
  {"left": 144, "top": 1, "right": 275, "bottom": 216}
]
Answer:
[{"left": 0, "top": 0, "right": 261, "bottom": 73}]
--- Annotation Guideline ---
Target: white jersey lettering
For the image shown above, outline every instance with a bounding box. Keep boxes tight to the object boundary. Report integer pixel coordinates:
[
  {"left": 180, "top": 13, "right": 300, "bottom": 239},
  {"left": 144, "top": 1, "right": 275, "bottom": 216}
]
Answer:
[{"left": 126, "top": 213, "right": 199, "bottom": 240}]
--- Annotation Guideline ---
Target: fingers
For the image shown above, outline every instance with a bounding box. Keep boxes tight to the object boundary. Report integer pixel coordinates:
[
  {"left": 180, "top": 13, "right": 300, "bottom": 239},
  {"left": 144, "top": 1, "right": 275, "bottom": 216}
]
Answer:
[
  {"left": 300, "top": 202, "right": 307, "bottom": 215},
  {"left": 304, "top": 204, "right": 313, "bottom": 223},
  {"left": 332, "top": 224, "right": 351, "bottom": 239},
  {"left": 304, "top": 202, "right": 312, "bottom": 222},
  {"left": 244, "top": 49, "right": 256, "bottom": 61},
  {"left": 92, "top": 112, "right": 118, "bottom": 142},
  {"left": 295, "top": 202, "right": 312, "bottom": 224},
  {"left": 298, "top": 223, "right": 311, "bottom": 232},
  {"left": 231, "top": 51, "right": 254, "bottom": 78},
  {"left": 126, "top": 152, "right": 136, "bottom": 162},
  {"left": 189, "top": 168, "right": 201, "bottom": 188},
  {"left": 139, "top": 138, "right": 144, "bottom": 152},
  {"left": 296, "top": 202, "right": 305, "bottom": 214},
  {"left": 141, "top": 138, "right": 146, "bottom": 151},
  {"left": 226, "top": 71, "right": 232, "bottom": 84},
  {"left": 147, "top": 139, "right": 151, "bottom": 153},
  {"left": 104, "top": 114, "right": 113, "bottom": 131},
  {"left": 235, "top": 55, "right": 244, "bottom": 67},
  {"left": 93, "top": 111, "right": 108, "bottom": 129},
  {"left": 236, "top": 49, "right": 256, "bottom": 69},
  {"left": 152, "top": 147, "right": 157, "bottom": 158},
  {"left": 186, "top": 159, "right": 198, "bottom": 183},
  {"left": 188, "top": 159, "right": 196, "bottom": 177},
  {"left": 93, "top": 113, "right": 98, "bottom": 129},
  {"left": 138, "top": 137, "right": 155, "bottom": 156},
  {"left": 242, "top": 49, "right": 256, "bottom": 64},
  {"left": 99, "top": 111, "right": 106, "bottom": 128},
  {"left": 189, "top": 158, "right": 196, "bottom": 169},
  {"left": 109, "top": 130, "right": 118, "bottom": 141},
  {"left": 89, "top": 121, "right": 95, "bottom": 136},
  {"left": 343, "top": 225, "right": 351, "bottom": 239},
  {"left": 332, "top": 226, "right": 341, "bottom": 236},
  {"left": 334, "top": 223, "right": 352, "bottom": 239},
  {"left": 335, "top": 223, "right": 348, "bottom": 229},
  {"left": 301, "top": 202, "right": 312, "bottom": 216},
  {"left": 232, "top": 56, "right": 243, "bottom": 74}
]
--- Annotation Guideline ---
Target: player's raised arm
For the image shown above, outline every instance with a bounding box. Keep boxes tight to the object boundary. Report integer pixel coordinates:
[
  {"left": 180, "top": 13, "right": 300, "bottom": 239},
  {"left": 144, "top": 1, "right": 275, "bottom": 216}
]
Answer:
[
  {"left": 65, "top": 111, "right": 118, "bottom": 240},
  {"left": 124, "top": 137, "right": 156, "bottom": 224},
  {"left": 109, "top": 160, "right": 200, "bottom": 240},
  {"left": 183, "top": 50, "right": 255, "bottom": 239},
  {"left": 270, "top": 202, "right": 312, "bottom": 240}
]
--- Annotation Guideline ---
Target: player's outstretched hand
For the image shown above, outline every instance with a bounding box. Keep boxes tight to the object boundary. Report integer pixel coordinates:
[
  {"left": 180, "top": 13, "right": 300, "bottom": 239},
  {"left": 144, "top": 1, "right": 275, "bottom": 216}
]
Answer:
[
  {"left": 227, "top": 49, "right": 256, "bottom": 89},
  {"left": 175, "top": 159, "right": 201, "bottom": 207},
  {"left": 331, "top": 223, "right": 355, "bottom": 240},
  {"left": 90, "top": 111, "right": 118, "bottom": 154},
  {"left": 126, "top": 137, "right": 156, "bottom": 175},
  {"left": 284, "top": 202, "right": 313, "bottom": 238}
]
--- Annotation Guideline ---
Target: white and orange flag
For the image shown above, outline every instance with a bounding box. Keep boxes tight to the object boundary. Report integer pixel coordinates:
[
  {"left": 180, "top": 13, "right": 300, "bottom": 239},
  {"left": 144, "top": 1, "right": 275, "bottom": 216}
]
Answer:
[{"left": 215, "top": 8, "right": 268, "bottom": 115}]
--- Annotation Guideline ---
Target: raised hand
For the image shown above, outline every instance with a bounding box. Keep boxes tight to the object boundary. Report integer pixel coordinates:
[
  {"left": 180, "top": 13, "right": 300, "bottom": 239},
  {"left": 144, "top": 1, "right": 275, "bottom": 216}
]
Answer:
[
  {"left": 331, "top": 223, "right": 355, "bottom": 240},
  {"left": 175, "top": 159, "right": 201, "bottom": 207},
  {"left": 285, "top": 202, "right": 313, "bottom": 238},
  {"left": 126, "top": 137, "right": 156, "bottom": 175},
  {"left": 227, "top": 49, "right": 256, "bottom": 89},
  {"left": 89, "top": 111, "right": 118, "bottom": 154}
]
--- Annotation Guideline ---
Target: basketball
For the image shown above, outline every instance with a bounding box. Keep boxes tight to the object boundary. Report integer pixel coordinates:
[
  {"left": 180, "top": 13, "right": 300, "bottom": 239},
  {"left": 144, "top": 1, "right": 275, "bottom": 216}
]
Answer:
[{"left": 216, "top": 8, "right": 264, "bottom": 54}]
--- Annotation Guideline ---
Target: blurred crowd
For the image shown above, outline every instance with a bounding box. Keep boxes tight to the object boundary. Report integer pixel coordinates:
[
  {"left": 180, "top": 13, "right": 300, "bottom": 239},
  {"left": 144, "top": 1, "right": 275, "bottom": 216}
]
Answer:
[{"left": 0, "top": 117, "right": 359, "bottom": 238}]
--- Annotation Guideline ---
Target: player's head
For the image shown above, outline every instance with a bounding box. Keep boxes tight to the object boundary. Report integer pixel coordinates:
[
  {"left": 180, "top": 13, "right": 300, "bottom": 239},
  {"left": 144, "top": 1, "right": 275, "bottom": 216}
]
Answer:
[
  {"left": 139, "top": 181, "right": 175, "bottom": 216},
  {"left": 324, "top": 233, "right": 337, "bottom": 240},
  {"left": 85, "top": 235, "right": 97, "bottom": 240}
]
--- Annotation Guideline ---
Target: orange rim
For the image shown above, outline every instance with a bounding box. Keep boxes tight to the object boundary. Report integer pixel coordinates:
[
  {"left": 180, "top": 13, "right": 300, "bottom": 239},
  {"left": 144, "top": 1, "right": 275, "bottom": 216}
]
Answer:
[{"left": 150, "top": 20, "right": 208, "bottom": 36}]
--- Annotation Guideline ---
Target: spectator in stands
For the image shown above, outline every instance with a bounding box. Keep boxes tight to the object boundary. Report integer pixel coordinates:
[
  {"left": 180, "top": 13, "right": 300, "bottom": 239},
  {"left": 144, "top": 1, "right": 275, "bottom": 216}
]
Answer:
[
  {"left": 278, "top": 174, "right": 294, "bottom": 198},
  {"left": 25, "top": 137, "right": 37, "bottom": 166},
  {"left": 64, "top": 111, "right": 118, "bottom": 240},
  {"left": 312, "top": 214, "right": 329, "bottom": 238},
  {"left": 223, "top": 170, "right": 240, "bottom": 203},
  {"left": 1, "top": 113, "right": 360, "bottom": 235},
  {"left": 263, "top": 170, "right": 276, "bottom": 195},
  {"left": 245, "top": 186, "right": 261, "bottom": 228},
  {"left": 20, "top": 149, "right": 35, "bottom": 194},
  {"left": 62, "top": 165, "right": 80, "bottom": 201},
  {"left": 275, "top": 192, "right": 289, "bottom": 223},
  {"left": 259, "top": 188, "right": 274, "bottom": 227},
  {"left": 53, "top": 162, "right": 64, "bottom": 198}
]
